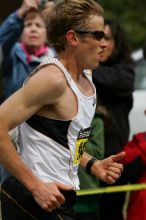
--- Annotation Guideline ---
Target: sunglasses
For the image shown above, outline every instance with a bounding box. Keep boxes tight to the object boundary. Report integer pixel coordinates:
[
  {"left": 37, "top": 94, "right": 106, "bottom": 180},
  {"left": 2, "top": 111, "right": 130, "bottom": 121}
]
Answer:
[{"left": 74, "top": 30, "right": 105, "bottom": 40}]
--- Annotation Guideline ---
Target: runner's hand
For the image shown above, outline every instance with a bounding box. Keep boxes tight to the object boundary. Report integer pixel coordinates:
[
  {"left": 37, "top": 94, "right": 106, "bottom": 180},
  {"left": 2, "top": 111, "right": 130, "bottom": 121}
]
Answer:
[
  {"left": 91, "top": 152, "right": 126, "bottom": 184},
  {"left": 32, "top": 181, "right": 74, "bottom": 212}
]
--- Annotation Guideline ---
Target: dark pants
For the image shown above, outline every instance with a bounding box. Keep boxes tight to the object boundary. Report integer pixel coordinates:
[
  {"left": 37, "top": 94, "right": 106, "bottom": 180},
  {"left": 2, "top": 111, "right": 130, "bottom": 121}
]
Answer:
[
  {"left": 76, "top": 213, "right": 99, "bottom": 220},
  {"left": 1, "top": 176, "right": 76, "bottom": 220},
  {"left": 99, "top": 178, "right": 127, "bottom": 220}
]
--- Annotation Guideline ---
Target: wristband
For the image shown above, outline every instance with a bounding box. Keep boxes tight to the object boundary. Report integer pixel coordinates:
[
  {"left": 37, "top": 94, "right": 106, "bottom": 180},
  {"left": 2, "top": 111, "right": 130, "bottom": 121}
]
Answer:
[{"left": 86, "top": 157, "right": 98, "bottom": 175}]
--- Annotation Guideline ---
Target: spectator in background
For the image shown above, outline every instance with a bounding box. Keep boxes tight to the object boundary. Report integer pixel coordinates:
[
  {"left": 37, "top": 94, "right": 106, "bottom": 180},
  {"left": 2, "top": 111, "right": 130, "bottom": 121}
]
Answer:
[
  {"left": 121, "top": 131, "right": 146, "bottom": 220},
  {"left": 122, "top": 44, "right": 146, "bottom": 219},
  {"left": 0, "top": 0, "right": 55, "bottom": 100},
  {"left": 93, "top": 18, "right": 135, "bottom": 220}
]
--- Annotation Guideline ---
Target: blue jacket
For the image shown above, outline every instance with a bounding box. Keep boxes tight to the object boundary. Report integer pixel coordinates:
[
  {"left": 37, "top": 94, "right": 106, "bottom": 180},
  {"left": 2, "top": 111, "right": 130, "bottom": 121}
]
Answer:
[{"left": 0, "top": 12, "right": 55, "bottom": 99}]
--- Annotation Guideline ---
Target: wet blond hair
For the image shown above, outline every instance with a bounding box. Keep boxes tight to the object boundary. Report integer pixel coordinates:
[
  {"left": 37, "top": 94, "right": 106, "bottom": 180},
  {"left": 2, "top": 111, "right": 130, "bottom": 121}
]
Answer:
[{"left": 44, "top": 0, "right": 104, "bottom": 52}]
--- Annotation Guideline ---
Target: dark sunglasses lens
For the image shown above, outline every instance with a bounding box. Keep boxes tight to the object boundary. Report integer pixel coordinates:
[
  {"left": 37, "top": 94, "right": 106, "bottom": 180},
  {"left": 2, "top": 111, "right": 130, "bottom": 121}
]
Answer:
[{"left": 95, "top": 31, "right": 105, "bottom": 40}]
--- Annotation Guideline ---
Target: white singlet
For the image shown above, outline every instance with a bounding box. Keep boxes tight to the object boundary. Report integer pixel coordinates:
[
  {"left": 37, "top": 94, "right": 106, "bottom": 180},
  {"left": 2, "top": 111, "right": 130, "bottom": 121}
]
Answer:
[{"left": 19, "top": 57, "right": 96, "bottom": 190}]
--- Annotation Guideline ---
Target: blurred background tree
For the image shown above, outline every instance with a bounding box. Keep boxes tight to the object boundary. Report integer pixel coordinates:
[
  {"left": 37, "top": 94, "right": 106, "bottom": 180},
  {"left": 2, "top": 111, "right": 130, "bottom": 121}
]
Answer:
[{"left": 97, "top": 0, "right": 146, "bottom": 50}]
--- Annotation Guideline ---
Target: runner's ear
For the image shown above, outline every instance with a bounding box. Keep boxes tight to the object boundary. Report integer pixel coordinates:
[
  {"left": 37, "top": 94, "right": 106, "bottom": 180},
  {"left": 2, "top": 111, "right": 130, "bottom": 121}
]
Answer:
[{"left": 66, "top": 30, "right": 79, "bottom": 46}]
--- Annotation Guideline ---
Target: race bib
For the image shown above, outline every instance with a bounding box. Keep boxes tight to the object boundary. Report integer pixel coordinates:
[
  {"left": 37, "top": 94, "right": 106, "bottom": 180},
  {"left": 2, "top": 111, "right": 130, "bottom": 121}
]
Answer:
[{"left": 73, "top": 127, "right": 91, "bottom": 165}]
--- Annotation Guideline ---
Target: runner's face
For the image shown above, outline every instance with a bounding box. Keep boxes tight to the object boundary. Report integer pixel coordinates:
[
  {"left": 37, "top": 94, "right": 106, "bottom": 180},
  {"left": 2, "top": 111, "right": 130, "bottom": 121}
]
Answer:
[{"left": 75, "top": 15, "right": 104, "bottom": 70}]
